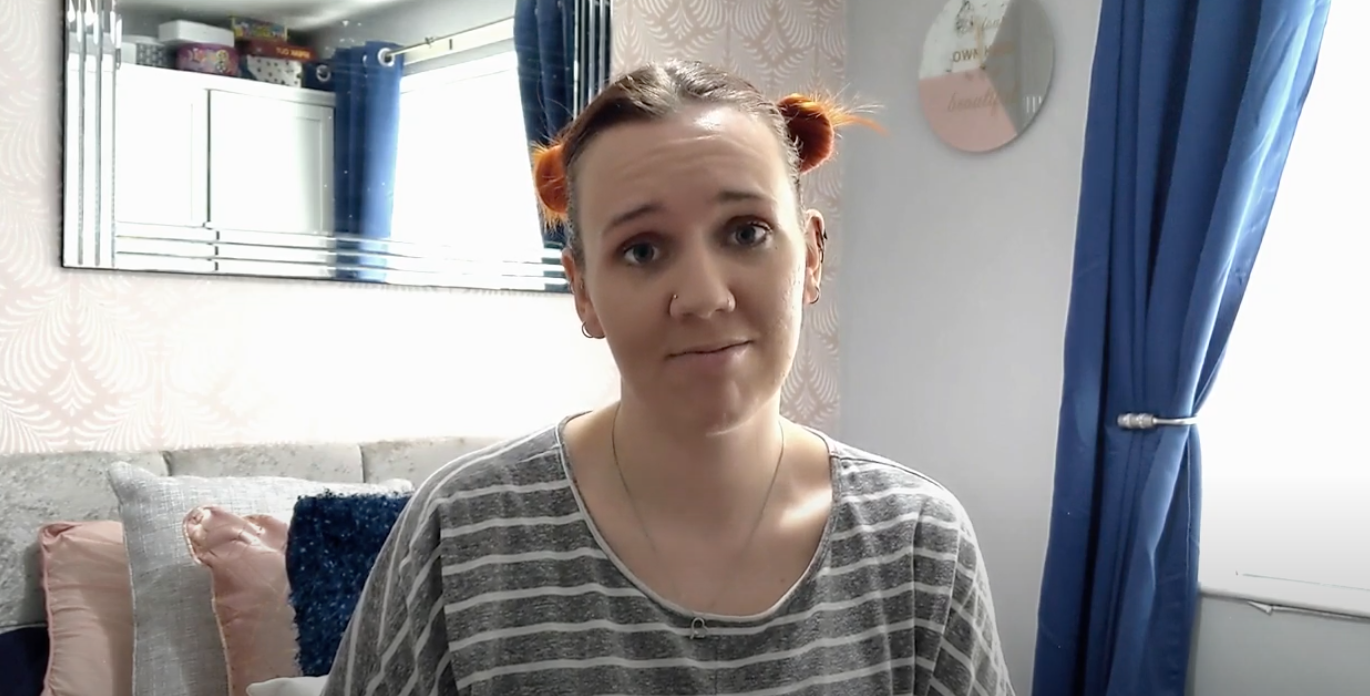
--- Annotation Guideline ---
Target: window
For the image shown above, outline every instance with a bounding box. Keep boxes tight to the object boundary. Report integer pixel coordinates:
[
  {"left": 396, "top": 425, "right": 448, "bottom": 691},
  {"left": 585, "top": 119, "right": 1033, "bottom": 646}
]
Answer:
[
  {"left": 390, "top": 47, "right": 560, "bottom": 290},
  {"left": 1199, "top": 5, "right": 1368, "bottom": 616}
]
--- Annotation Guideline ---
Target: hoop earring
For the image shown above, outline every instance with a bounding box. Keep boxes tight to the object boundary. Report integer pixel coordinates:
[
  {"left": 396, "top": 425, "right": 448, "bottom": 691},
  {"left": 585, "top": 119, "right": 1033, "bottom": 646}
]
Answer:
[
  {"left": 581, "top": 323, "right": 595, "bottom": 339},
  {"left": 809, "top": 288, "right": 822, "bottom": 305}
]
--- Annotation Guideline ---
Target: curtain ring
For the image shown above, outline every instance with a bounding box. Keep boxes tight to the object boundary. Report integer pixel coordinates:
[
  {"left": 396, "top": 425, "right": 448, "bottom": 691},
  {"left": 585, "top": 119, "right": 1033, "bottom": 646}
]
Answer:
[
  {"left": 581, "top": 323, "right": 594, "bottom": 339},
  {"left": 377, "top": 47, "right": 395, "bottom": 67},
  {"left": 314, "top": 63, "right": 332, "bottom": 83}
]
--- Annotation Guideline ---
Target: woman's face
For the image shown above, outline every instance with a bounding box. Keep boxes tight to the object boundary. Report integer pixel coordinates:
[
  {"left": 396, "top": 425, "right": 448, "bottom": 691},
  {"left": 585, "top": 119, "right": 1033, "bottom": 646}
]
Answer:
[{"left": 563, "top": 105, "right": 824, "bottom": 433}]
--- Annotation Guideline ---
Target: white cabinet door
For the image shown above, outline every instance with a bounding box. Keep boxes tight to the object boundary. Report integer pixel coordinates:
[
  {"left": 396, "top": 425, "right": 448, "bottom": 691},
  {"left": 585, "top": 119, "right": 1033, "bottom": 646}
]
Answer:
[
  {"left": 206, "top": 91, "right": 334, "bottom": 235},
  {"left": 113, "top": 67, "right": 208, "bottom": 228}
]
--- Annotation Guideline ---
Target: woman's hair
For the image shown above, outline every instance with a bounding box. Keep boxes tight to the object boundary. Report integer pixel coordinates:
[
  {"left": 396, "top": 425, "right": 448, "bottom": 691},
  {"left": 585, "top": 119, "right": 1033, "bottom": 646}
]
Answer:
[{"left": 530, "top": 60, "right": 875, "bottom": 261}]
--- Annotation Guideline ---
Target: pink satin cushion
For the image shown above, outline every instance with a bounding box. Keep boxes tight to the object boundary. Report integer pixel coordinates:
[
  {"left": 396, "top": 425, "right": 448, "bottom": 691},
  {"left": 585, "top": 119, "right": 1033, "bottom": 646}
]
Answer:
[
  {"left": 38, "top": 520, "right": 133, "bottom": 696},
  {"left": 184, "top": 506, "right": 300, "bottom": 696}
]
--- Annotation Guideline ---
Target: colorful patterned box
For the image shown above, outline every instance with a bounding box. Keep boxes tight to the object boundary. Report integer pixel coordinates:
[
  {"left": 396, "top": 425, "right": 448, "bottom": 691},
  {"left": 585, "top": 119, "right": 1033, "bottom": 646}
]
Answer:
[
  {"left": 176, "top": 43, "right": 240, "bottom": 77},
  {"left": 231, "top": 17, "right": 288, "bottom": 44},
  {"left": 238, "top": 39, "right": 315, "bottom": 63}
]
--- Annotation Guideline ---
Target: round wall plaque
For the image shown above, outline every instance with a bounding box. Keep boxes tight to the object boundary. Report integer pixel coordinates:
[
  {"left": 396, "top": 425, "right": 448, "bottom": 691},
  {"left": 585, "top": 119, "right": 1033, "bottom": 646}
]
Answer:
[{"left": 917, "top": 0, "right": 1056, "bottom": 153}]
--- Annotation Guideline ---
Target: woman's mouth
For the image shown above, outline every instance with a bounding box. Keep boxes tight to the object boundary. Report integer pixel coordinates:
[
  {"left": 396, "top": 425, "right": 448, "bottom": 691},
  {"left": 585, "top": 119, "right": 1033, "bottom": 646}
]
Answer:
[{"left": 670, "top": 341, "right": 751, "bottom": 369}]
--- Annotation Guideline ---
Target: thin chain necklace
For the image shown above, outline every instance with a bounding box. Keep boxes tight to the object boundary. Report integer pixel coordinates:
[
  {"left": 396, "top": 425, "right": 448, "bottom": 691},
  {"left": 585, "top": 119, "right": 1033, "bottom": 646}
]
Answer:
[{"left": 609, "top": 405, "right": 785, "bottom": 644}]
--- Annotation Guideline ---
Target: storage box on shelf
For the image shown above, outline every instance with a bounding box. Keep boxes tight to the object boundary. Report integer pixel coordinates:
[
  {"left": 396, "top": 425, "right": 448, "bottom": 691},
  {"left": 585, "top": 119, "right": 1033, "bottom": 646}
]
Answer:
[
  {"left": 158, "top": 19, "right": 235, "bottom": 48},
  {"left": 120, "top": 35, "right": 172, "bottom": 68},
  {"left": 231, "top": 17, "right": 289, "bottom": 44},
  {"left": 238, "top": 41, "right": 315, "bottom": 88},
  {"left": 117, "top": 16, "right": 317, "bottom": 88},
  {"left": 177, "top": 43, "right": 240, "bottom": 77},
  {"left": 156, "top": 19, "right": 239, "bottom": 77}
]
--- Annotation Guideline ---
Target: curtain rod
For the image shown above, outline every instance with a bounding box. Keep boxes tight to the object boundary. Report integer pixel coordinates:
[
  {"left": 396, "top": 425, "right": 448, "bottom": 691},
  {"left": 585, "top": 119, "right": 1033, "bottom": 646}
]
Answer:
[{"left": 378, "top": 18, "right": 515, "bottom": 66}]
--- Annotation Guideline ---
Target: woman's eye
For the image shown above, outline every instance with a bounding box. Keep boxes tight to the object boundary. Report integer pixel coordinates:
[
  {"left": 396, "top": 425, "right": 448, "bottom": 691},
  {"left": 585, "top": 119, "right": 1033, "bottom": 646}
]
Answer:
[
  {"left": 731, "top": 222, "right": 772, "bottom": 247},
  {"left": 621, "top": 242, "right": 658, "bottom": 266}
]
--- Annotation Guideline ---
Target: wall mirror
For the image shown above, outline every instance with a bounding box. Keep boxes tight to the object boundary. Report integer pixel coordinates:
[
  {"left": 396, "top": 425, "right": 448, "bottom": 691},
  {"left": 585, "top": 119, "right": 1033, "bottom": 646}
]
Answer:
[
  {"left": 62, "top": 0, "right": 611, "bottom": 292},
  {"left": 917, "top": 0, "right": 1055, "bottom": 153}
]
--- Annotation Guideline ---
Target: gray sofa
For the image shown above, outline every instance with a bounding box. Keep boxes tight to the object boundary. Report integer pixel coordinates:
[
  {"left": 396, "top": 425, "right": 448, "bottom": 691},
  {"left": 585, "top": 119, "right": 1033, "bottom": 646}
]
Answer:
[{"left": 0, "top": 435, "right": 503, "bottom": 632}]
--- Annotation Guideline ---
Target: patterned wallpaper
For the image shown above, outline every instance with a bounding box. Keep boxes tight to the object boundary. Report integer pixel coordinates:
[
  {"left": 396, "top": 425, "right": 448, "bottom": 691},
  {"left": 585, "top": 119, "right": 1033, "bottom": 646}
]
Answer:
[
  {"left": 0, "top": 0, "right": 843, "bottom": 454},
  {"left": 613, "top": 0, "right": 847, "bottom": 435}
]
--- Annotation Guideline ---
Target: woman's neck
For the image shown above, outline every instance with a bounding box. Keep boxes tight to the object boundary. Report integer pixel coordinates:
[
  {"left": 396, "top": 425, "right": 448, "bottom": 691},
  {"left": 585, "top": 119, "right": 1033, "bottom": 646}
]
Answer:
[{"left": 607, "top": 397, "right": 787, "bottom": 529}]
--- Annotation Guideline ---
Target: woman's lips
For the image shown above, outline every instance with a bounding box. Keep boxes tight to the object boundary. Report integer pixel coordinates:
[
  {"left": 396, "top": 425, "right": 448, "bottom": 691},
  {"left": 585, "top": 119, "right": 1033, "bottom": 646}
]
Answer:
[{"left": 670, "top": 341, "right": 751, "bottom": 370}]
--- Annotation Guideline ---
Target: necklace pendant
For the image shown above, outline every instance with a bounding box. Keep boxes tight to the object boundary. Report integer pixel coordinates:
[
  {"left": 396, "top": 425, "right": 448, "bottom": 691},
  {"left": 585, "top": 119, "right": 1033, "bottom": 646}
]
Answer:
[{"left": 689, "top": 616, "right": 709, "bottom": 640}]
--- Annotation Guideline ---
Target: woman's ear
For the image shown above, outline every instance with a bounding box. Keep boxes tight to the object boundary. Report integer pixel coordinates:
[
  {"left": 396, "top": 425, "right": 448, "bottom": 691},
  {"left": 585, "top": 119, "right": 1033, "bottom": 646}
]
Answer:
[
  {"left": 802, "top": 209, "right": 825, "bottom": 305},
  {"left": 562, "top": 249, "right": 604, "bottom": 338}
]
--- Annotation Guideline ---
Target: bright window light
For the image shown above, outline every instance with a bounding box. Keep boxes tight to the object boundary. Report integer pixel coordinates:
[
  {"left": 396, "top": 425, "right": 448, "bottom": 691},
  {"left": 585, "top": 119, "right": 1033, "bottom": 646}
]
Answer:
[
  {"left": 1199, "top": 4, "right": 1369, "bottom": 615},
  {"left": 391, "top": 49, "right": 549, "bottom": 273}
]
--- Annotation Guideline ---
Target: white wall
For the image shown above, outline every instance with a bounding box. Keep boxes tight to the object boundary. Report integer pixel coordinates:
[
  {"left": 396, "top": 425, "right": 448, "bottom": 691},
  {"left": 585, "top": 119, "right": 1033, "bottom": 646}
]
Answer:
[
  {"left": 840, "top": 0, "right": 1095, "bottom": 688},
  {"left": 840, "top": 1, "right": 1370, "bottom": 695},
  {"left": 1188, "top": 597, "right": 1370, "bottom": 696}
]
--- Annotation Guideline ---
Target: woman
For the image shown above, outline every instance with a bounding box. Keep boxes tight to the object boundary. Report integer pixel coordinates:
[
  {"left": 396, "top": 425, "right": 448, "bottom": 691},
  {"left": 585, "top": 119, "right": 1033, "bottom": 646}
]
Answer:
[{"left": 322, "top": 60, "right": 1014, "bottom": 696}]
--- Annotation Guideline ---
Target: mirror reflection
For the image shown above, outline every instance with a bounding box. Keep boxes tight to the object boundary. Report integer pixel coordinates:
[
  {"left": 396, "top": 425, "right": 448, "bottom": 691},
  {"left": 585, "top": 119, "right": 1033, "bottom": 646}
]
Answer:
[{"left": 63, "top": 0, "right": 611, "bottom": 291}]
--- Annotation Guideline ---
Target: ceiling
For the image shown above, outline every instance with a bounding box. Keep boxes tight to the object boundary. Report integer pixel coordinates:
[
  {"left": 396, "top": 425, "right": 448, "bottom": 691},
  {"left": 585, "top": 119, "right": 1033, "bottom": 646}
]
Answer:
[{"left": 120, "top": 0, "right": 414, "bottom": 30}]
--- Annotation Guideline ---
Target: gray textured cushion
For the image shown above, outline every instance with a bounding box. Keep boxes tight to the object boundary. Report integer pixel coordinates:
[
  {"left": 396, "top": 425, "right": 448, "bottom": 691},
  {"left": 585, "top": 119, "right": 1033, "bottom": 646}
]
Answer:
[
  {"left": 0, "top": 452, "right": 166, "bottom": 630},
  {"left": 165, "top": 443, "right": 364, "bottom": 480},
  {"left": 360, "top": 436, "right": 504, "bottom": 484},
  {"left": 108, "top": 462, "right": 413, "bottom": 696}
]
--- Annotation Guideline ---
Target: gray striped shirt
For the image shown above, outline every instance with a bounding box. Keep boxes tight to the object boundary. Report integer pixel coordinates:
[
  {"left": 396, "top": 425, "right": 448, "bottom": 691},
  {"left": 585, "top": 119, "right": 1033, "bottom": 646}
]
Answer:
[{"left": 322, "top": 423, "right": 1014, "bottom": 696}]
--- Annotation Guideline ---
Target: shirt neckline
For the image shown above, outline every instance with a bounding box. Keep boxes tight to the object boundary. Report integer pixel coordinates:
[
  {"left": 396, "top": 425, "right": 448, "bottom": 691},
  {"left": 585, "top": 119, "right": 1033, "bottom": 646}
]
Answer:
[{"left": 551, "top": 412, "right": 844, "bottom": 625}]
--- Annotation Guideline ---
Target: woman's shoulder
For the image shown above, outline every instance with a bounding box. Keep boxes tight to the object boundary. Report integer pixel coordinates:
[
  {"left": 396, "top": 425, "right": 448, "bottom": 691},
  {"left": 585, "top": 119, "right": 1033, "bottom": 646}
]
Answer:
[
  {"left": 409, "top": 424, "right": 566, "bottom": 503},
  {"left": 377, "top": 426, "right": 569, "bottom": 566},
  {"left": 818, "top": 432, "right": 976, "bottom": 532}
]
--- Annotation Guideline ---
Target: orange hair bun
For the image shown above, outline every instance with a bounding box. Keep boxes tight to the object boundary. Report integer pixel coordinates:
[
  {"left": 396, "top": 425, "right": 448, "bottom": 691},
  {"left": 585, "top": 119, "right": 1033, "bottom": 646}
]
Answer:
[
  {"left": 531, "top": 141, "right": 570, "bottom": 224},
  {"left": 776, "top": 94, "right": 881, "bottom": 172}
]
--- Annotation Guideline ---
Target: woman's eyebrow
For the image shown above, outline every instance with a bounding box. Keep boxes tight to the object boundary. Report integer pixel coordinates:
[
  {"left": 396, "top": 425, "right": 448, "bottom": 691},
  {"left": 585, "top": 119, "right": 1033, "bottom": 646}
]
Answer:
[{"left": 603, "top": 189, "right": 771, "bottom": 235}]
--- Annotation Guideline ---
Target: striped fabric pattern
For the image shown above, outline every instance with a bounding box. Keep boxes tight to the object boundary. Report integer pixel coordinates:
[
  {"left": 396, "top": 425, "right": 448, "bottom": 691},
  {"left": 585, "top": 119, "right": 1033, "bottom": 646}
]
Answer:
[{"left": 322, "top": 423, "right": 1014, "bottom": 696}]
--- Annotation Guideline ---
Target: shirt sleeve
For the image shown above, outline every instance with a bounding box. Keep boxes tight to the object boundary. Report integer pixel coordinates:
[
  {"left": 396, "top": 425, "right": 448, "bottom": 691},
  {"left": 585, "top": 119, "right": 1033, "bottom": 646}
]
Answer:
[
  {"left": 319, "top": 493, "right": 457, "bottom": 696},
  {"left": 918, "top": 507, "right": 1016, "bottom": 696}
]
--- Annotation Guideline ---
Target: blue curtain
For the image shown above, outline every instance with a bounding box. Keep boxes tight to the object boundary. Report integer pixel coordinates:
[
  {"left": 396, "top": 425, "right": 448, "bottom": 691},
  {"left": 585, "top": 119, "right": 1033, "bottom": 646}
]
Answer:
[
  {"left": 331, "top": 42, "right": 403, "bottom": 282},
  {"left": 1032, "top": 1, "right": 1329, "bottom": 695},
  {"left": 514, "top": 0, "right": 612, "bottom": 250}
]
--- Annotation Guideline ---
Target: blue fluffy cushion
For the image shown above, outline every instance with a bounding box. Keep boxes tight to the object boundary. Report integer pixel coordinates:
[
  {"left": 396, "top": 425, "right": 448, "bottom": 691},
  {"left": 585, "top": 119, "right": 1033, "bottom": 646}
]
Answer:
[
  {"left": 0, "top": 625, "right": 50, "bottom": 696},
  {"left": 285, "top": 492, "right": 411, "bottom": 677}
]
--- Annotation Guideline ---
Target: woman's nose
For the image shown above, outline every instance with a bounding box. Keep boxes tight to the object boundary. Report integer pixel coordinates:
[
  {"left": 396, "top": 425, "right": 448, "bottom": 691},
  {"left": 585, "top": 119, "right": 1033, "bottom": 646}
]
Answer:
[{"left": 667, "top": 246, "right": 736, "bottom": 319}]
